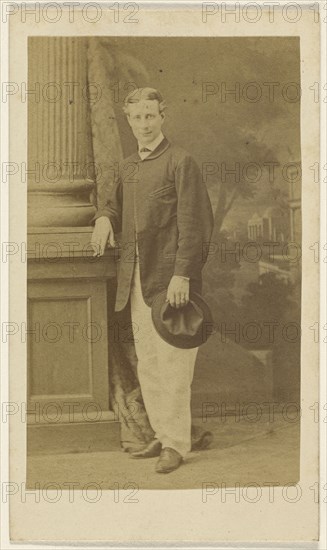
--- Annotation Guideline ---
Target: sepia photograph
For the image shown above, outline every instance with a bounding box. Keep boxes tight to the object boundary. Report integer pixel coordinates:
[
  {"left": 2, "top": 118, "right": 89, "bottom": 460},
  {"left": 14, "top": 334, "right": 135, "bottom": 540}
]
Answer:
[
  {"left": 26, "top": 35, "right": 302, "bottom": 489},
  {"left": 3, "top": 3, "right": 323, "bottom": 545}
]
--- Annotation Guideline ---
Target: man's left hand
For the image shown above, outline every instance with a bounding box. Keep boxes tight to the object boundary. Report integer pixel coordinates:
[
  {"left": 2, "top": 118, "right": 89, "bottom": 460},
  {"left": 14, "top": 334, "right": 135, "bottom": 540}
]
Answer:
[{"left": 166, "top": 276, "right": 190, "bottom": 308}]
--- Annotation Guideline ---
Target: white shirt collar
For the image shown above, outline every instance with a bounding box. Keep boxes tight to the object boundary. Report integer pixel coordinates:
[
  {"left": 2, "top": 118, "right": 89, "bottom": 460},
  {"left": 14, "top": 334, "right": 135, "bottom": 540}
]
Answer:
[{"left": 138, "top": 132, "right": 165, "bottom": 157}]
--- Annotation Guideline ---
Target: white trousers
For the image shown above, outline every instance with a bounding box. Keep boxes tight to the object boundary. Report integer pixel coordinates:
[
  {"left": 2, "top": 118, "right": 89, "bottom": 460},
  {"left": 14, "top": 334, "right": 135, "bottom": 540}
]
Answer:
[{"left": 130, "top": 260, "right": 198, "bottom": 457}]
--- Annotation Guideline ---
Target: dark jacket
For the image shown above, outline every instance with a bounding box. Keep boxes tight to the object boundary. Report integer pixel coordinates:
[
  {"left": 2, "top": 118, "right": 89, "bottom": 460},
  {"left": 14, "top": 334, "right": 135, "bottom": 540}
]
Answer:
[{"left": 93, "top": 137, "right": 214, "bottom": 311}]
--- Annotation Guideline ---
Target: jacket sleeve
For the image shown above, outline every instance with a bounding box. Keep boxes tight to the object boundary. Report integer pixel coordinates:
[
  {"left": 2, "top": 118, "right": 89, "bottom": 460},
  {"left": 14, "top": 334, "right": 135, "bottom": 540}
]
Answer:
[
  {"left": 174, "top": 154, "right": 214, "bottom": 279},
  {"left": 90, "top": 169, "right": 123, "bottom": 234}
]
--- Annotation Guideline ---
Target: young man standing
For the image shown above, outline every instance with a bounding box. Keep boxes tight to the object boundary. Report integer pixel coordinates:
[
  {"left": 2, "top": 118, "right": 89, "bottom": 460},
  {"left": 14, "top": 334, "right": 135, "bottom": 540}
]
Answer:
[{"left": 91, "top": 88, "right": 213, "bottom": 473}]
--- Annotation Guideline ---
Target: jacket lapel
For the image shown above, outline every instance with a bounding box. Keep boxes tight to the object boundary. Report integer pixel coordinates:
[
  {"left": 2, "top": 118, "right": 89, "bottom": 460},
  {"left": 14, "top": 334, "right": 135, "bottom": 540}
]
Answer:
[
  {"left": 128, "top": 137, "right": 171, "bottom": 163},
  {"left": 144, "top": 137, "right": 170, "bottom": 160}
]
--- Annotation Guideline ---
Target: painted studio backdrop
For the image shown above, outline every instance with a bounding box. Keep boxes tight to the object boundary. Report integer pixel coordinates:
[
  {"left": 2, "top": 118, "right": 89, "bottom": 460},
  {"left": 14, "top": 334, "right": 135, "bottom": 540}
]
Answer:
[{"left": 27, "top": 37, "right": 301, "bottom": 465}]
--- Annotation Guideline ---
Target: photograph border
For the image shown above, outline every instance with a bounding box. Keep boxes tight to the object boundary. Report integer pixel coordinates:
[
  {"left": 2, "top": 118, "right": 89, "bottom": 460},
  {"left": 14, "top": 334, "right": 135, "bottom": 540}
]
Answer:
[{"left": 1, "top": 1, "right": 326, "bottom": 547}]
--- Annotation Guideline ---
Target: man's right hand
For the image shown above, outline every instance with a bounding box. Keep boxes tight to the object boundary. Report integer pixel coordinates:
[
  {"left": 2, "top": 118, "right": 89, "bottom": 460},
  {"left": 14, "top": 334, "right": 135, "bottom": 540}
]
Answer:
[{"left": 90, "top": 216, "right": 115, "bottom": 256}]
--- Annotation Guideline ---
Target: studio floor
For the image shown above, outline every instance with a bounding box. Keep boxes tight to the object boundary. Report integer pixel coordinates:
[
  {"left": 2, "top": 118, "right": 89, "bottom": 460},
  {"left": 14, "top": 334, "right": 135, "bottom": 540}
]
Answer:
[{"left": 27, "top": 412, "right": 300, "bottom": 490}]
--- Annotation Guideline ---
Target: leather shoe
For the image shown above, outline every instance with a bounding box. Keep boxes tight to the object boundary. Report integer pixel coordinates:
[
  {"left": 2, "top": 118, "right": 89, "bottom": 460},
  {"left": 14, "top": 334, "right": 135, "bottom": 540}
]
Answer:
[
  {"left": 130, "top": 439, "right": 162, "bottom": 459},
  {"left": 155, "top": 447, "right": 183, "bottom": 473}
]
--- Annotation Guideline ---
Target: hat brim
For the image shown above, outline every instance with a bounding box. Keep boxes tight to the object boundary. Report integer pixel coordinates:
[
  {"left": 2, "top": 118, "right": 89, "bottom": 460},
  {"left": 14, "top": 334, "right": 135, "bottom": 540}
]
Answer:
[{"left": 151, "top": 290, "right": 214, "bottom": 349}]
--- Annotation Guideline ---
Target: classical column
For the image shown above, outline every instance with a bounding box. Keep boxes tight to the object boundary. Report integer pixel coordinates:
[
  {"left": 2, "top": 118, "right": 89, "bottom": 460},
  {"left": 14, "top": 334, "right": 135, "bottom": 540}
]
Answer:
[
  {"left": 28, "top": 37, "right": 95, "bottom": 228},
  {"left": 27, "top": 38, "right": 119, "bottom": 455}
]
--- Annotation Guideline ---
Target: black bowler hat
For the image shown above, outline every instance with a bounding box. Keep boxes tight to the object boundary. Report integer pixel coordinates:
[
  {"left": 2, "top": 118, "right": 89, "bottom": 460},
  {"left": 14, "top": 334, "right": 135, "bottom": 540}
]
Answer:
[{"left": 151, "top": 290, "right": 214, "bottom": 349}]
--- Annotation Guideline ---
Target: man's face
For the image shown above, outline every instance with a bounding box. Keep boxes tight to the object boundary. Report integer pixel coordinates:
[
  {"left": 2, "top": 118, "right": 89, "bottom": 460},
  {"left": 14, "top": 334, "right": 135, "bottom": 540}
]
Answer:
[{"left": 127, "top": 99, "right": 165, "bottom": 146}]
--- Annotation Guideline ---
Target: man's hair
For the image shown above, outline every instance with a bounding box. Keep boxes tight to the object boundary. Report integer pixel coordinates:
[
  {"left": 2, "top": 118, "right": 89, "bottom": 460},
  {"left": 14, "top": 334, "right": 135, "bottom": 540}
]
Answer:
[{"left": 123, "top": 87, "right": 166, "bottom": 115}]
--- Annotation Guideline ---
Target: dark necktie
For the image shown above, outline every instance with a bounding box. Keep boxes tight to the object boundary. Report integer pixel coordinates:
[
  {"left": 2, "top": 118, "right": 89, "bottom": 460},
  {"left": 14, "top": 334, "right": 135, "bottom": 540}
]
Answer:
[{"left": 140, "top": 147, "right": 151, "bottom": 153}]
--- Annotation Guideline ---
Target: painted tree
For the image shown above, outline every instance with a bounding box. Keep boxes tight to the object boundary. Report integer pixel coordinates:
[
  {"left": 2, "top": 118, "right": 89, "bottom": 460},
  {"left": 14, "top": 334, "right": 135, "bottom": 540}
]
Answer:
[{"left": 211, "top": 130, "right": 282, "bottom": 239}]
